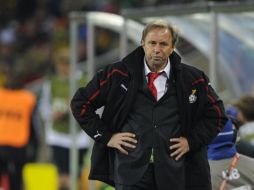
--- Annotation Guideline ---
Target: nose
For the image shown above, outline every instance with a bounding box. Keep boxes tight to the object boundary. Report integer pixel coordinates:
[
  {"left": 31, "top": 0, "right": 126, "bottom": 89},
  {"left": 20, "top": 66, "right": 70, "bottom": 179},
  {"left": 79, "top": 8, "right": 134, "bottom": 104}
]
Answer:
[{"left": 153, "top": 44, "right": 161, "bottom": 52}]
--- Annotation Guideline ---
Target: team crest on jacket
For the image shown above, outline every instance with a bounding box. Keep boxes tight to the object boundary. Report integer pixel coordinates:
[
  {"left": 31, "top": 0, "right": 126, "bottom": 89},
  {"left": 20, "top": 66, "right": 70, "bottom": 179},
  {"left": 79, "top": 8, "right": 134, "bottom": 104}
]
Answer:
[{"left": 189, "top": 89, "right": 197, "bottom": 103}]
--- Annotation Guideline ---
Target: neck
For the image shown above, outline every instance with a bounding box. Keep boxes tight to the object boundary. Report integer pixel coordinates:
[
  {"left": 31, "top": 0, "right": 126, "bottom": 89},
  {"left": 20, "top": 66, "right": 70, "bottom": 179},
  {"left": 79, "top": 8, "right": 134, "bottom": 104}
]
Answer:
[{"left": 148, "top": 62, "right": 167, "bottom": 73}]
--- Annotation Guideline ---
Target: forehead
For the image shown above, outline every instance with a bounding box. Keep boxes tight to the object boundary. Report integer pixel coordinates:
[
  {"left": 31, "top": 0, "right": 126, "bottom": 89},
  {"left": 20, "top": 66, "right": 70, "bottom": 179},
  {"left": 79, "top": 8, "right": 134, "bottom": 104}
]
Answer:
[{"left": 144, "top": 28, "right": 172, "bottom": 41}]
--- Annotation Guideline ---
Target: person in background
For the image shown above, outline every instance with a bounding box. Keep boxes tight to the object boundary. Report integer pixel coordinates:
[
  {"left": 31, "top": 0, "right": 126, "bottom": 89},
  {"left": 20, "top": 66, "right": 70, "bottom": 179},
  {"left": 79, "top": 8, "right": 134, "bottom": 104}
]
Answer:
[
  {"left": 40, "top": 47, "right": 90, "bottom": 190},
  {"left": 233, "top": 94, "right": 254, "bottom": 147},
  {"left": 208, "top": 119, "right": 254, "bottom": 190},
  {"left": 0, "top": 64, "right": 38, "bottom": 190},
  {"left": 71, "top": 19, "right": 227, "bottom": 190},
  {"left": 226, "top": 95, "right": 254, "bottom": 158}
]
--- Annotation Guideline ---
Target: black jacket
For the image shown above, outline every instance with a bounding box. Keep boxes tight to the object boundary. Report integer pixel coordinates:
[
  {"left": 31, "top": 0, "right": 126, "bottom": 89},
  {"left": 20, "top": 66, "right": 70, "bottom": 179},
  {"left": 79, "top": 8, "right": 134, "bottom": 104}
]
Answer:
[{"left": 71, "top": 46, "right": 227, "bottom": 189}]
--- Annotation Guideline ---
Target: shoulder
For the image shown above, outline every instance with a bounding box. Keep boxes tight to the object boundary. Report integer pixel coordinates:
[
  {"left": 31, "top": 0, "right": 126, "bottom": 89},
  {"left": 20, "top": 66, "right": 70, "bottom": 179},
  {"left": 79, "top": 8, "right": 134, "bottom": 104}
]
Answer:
[
  {"left": 179, "top": 63, "right": 210, "bottom": 84},
  {"left": 96, "top": 60, "right": 129, "bottom": 79},
  {"left": 181, "top": 63, "right": 205, "bottom": 76}
]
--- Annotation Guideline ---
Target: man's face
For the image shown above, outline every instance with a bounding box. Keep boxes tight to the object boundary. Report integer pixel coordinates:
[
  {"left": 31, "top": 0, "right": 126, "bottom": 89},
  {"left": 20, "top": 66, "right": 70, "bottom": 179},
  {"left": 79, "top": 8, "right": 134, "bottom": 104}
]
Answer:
[{"left": 142, "top": 28, "right": 174, "bottom": 72}]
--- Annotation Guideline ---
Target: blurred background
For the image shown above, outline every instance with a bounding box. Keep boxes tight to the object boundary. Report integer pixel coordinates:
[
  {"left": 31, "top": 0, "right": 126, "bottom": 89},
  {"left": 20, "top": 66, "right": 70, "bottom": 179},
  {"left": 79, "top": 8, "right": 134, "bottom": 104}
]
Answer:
[{"left": 0, "top": 0, "right": 254, "bottom": 190}]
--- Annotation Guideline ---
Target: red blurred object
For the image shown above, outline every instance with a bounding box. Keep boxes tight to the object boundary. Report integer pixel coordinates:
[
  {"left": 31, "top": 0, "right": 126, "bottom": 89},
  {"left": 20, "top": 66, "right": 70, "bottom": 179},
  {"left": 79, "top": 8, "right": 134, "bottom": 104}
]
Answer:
[{"left": 0, "top": 174, "right": 10, "bottom": 190}]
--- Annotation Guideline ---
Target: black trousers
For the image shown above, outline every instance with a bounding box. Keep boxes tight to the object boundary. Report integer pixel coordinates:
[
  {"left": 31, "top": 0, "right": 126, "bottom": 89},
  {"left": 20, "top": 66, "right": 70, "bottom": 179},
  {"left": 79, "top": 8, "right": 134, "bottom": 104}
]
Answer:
[
  {"left": 0, "top": 160, "right": 24, "bottom": 190},
  {"left": 115, "top": 164, "right": 159, "bottom": 190},
  {"left": 51, "top": 145, "right": 88, "bottom": 175}
]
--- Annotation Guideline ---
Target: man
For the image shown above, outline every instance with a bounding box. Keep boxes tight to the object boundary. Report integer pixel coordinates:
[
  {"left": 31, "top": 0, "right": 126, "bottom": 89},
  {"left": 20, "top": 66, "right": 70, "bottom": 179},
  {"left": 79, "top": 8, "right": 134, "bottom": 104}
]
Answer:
[
  {"left": 234, "top": 95, "right": 254, "bottom": 147},
  {"left": 40, "top": 47, "right": 90, "bottom": 190},
  {"left": 226, "top": 103, "right": 254, "bottom": 158},
  {"left": 0, "top": 65, "right": 38, "bottom": 190},
  {"left": 208, "top": 119, "right": 254, "bottom": 190},
  {"left": 71, "top": 20, "right": 227, "bottom": 190}
]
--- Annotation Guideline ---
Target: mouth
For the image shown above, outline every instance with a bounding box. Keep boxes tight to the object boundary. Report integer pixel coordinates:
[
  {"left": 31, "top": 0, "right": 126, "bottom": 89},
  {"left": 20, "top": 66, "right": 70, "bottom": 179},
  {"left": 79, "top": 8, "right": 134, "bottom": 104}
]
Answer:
[{"left": 152, "top": 57, "right": 162, "bottom": 61}]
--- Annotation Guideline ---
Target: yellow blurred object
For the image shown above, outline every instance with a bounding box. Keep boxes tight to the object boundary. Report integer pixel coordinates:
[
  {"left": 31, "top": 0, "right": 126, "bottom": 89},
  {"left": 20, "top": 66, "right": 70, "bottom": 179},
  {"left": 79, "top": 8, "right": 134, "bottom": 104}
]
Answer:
[
  {"left": 23, "top": 163, "right": 58, "bottom": 190},
  {"left": 80, "top": 168, "right": 102, "bottom": 190}
]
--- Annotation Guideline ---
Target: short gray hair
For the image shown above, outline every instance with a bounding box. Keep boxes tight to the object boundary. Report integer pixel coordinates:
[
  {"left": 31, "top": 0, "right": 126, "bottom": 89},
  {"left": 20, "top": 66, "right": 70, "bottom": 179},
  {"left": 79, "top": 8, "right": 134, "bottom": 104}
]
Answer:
[{"left": 141, "top": 19, "right": 179, "bottom": 46}]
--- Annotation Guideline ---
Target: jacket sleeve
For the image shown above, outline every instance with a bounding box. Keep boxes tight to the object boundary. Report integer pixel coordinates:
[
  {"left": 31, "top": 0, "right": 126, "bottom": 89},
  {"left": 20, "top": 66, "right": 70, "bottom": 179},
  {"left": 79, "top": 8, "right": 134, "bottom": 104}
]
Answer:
[
  {"left": 187, "top": 73, "right": 228, "bottom": 152},
  {"left": 70, "top": 69, "right": 113, "bottom": 145}
]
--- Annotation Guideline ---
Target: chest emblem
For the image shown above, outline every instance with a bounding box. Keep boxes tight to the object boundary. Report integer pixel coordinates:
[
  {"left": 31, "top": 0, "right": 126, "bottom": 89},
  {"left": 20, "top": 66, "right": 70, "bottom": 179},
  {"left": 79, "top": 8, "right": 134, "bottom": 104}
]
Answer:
[{"left": 189, "top": 89, "right": 197, "bottom": 103}]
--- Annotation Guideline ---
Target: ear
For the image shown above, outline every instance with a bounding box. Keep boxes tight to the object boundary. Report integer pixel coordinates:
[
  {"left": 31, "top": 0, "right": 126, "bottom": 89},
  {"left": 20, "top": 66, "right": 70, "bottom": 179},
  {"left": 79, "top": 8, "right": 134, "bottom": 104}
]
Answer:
[
  {"left": 171, "top": 46, "right": 175, "bottom": 54},
  {"left": 141, "top": 40, "right": 144, "bottom": 47}
]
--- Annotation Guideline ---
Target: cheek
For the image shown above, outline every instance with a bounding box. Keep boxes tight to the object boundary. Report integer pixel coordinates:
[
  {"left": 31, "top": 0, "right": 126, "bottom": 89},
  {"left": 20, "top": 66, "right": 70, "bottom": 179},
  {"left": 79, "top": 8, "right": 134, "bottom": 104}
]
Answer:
[
  {"left": 163, "top": 48, "right": 173, "bottom": 56},
  {"left": 144, "top": 47, "right": 152, "bottom": 55}
]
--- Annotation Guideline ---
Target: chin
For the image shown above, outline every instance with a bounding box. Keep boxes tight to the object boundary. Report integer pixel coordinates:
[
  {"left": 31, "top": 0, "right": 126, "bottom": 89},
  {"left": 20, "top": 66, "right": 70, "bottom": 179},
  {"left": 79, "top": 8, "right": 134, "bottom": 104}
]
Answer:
[{"left": 152, "top": 61, "right": 163, "bottom": 66}]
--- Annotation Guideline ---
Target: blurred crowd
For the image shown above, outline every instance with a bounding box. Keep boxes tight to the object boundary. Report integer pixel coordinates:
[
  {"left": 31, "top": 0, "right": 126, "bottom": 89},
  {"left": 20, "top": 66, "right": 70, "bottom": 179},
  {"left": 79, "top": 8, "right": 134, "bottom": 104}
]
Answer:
[{"left": 0, "top": 0, "right": 251, "bottom": 90}]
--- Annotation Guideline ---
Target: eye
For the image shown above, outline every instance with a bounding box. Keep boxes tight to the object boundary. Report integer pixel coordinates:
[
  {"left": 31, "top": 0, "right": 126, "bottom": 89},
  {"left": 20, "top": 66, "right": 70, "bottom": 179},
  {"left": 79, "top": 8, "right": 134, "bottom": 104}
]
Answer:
[
  {"left": 148, "top": 41, "right": 156, "bottom": 45},
  {"left": 160, "top": 42, "right": 169, "bottom": 46}
]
